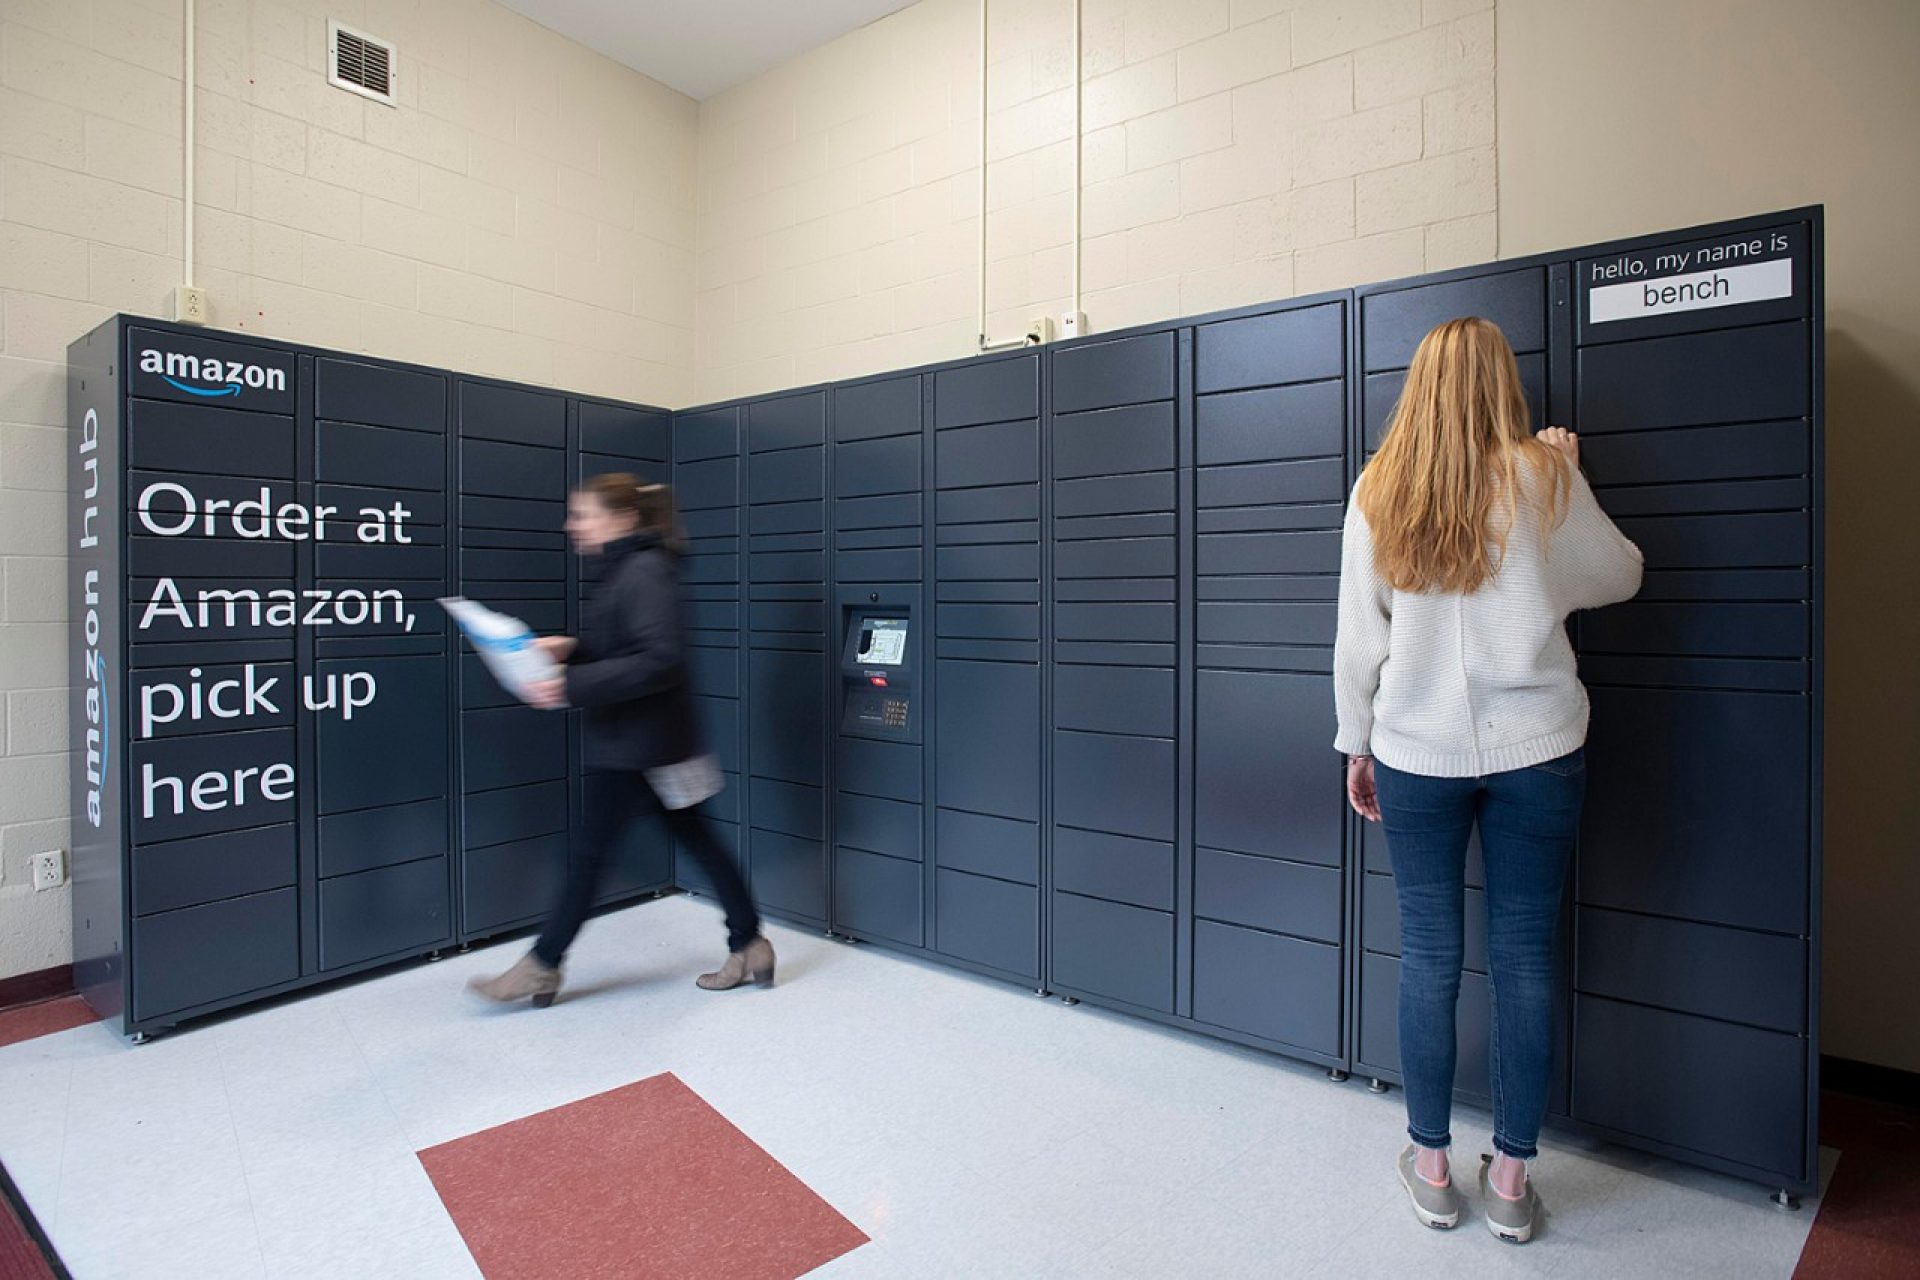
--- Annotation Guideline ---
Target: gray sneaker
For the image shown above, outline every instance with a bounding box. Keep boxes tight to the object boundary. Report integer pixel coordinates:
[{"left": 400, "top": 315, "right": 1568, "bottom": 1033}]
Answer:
[
  {"left": 1479, "top": 1154, "right": 1541, "bottom": 1243},
  {"left": 1397, "top": 1145, "right": 1462, "bottom": 1230}
]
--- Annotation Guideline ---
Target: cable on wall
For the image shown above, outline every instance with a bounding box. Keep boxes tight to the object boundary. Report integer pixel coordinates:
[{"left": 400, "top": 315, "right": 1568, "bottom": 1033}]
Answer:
[
  {"left": 183, "top": 0, "right": 195, "bottom": 289},
  {"left": 977, "top": 0, "right": 1026, "bottom": 353}
]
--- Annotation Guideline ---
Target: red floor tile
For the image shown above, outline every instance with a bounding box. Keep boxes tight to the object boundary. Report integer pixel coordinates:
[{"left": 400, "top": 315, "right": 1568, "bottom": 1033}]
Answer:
[
  {"left": 0, "top": 995, "right": 100, "bottom": 1049},
  {"left": 418, "top": 1072, "right": 868, "bottom": 1280},
  {"left": 1795, "top": 1092, "right": 1920, "bottom": 1279}
]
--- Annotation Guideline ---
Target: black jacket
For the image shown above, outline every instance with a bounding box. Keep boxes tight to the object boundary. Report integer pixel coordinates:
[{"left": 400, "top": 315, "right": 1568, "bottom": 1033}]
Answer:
[{"left": 563, "top": 532, "right": 700, "bottom": 772}]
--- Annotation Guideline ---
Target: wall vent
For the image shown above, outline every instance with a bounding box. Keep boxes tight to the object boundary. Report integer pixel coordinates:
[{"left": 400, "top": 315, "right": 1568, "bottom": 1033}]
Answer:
[{"left": 328, "top": 20, "right": 395, "bottom": 106}]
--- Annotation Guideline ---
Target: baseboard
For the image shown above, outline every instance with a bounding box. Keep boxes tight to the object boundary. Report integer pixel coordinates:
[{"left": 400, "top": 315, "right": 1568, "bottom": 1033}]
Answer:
[
  {"left": 0, "top": 966, "right": 73, "bottom": 1013},
  {"left": 1822, "top": 1054, "right": 1920, "bottom": 1108}
]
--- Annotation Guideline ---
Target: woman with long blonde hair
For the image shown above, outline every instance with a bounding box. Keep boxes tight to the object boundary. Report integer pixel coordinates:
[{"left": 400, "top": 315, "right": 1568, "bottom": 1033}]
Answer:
[{"left": 1335, "top": 318, "right": 1642, "bottom": 1242}]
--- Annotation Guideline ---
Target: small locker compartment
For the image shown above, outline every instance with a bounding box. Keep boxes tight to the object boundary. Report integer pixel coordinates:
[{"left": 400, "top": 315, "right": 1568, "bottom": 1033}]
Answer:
[
  {"left": 463, "top": 832, "right": 570, "bottom": 935},
  {"left": 133, "top": 888, "right": 300, "bottom": 1022},
  {"left": 1358, "top": 953, "right": 1493, "bottom": 1096},
  {"left": 1194, "top": 300, "right": 1345, "bottom": 395},
  {"left": 1575, "top": 909, "right": 1806, "bottom": 1035},
  {"left": 1573, "top": 995, "right": 1807, "bottom": 1182},
  {"left": 1361, "top": 268, "right": 1546, "bottom": 371},
  {"left": 1195, "top": 849, "right": 1341, "bottom": 945},
  {"left": 751, "top": 829, "right": 828, "bottom": 922},
  {"left": 132, "top": 824, "right": 297, "bottom": 917},
  {"left": 459, "top": 380, "right": 565, "bottom": 447},
  {"left": 748, "top": 391, "right": 826, "bottom": 453},
  {"left": 1193, "top": 922, "right": 1342, "bottom": 1057},
  {"left": 835, "top": 846, "right": 923, "bottom": 947},
  {"left": 936, "top": 868, "right": 1038, "bottom": 979},
  {"left": 933, "top": 353, "right": 1037, "bottom": 429},
  {"left": 1052, "top": 331, "right": 1175, "bottom": 413},
  {"left": 319, "top": 857, "right": 451, "bottom": 971},
  {"left": 319, "top": 798, "right": 448, "bottom": 878},
  {"left": 1051, "top": 891, "right": 1174, "bottom": 1013},
  {"left": 126, "top": 400, "right": 295, "bottom": 478}
]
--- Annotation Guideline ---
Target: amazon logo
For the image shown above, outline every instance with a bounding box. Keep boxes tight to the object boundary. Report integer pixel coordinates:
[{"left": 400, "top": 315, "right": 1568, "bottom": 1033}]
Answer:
[{"left": 138, "top": 347, "right": 287, "bottom": 397}]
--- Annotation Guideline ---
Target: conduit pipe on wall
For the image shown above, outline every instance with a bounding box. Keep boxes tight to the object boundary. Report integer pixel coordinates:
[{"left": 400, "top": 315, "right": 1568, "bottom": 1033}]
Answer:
[
  {"left": 978, "top": 0, "right": 1025, "bottom": 352},
  {"left": 978, "top": 0, "right": 1086, "bottom": 353},
  {"left": 183, "top": 0, "right": 195, "bottom": 288},
  {"left": 1070, "top": 0, "right": 1081, "bottom": 320}
]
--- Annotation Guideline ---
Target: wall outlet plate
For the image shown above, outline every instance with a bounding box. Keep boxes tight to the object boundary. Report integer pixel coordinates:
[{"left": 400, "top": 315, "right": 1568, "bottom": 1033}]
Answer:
[
  {"left": 1024, "top": 315, "right": 1054, "bottom": 345},
  {"left": 173, "top": 285, "right": 209, "bottom": 326},
  {"left": 1059, "top": 310, "right": 1088, "bottom": 338},
  {"left": 32, "top": 850, "right": 65, "bottom": 891}
]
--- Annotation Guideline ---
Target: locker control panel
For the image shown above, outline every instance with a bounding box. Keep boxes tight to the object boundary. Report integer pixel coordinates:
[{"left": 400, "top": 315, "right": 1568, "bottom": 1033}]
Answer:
[{"left": 840, "top": 611, "right": 914, "bottom": 739}]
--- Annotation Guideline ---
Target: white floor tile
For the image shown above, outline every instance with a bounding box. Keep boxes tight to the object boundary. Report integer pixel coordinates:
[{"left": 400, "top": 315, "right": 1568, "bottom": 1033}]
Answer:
[{"left": 2, "top": 895, "right": 1827, "bottom": 1279}]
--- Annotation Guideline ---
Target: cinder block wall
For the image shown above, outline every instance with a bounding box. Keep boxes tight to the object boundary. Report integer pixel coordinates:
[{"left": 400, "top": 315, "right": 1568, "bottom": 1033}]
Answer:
[
  {"left": 691, "top": 0, "right": 1495, "bottom": 401},
  {"left": 0, "top": 0, "right": 699, "bottom": 977}
]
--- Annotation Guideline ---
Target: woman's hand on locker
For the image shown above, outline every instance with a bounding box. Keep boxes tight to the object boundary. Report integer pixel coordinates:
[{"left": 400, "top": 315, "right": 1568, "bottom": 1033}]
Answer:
[{"left": 1538, "top": 426, "right": 1580, "bottom": 468}]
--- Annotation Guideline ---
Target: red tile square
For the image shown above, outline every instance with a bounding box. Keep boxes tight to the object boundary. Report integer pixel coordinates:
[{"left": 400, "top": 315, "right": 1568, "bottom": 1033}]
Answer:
[
  {"left": 418, "top": 1072, "right": 868, "bottom": 1280},
  {"left": 0, "top": 996, "right": 101, "bottom": 1049}
]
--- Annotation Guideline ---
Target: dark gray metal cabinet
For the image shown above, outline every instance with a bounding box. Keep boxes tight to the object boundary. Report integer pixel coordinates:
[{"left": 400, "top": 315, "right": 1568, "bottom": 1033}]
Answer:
[
  {"left": 573, "top": 400, "right": 675, "bottom": 904},
  {"left": 929, "top": 354, "right": 1045, "bottom": 980},
  {"left": 1048, "top": 331, "right": 1181, "bottom": 1012},
  {"left": 70, "top": 316, "right": 670, "bottom": 1035},
  {"left": 455, "top": 379, "right": 573, "bottom": 939},
  {"left": 1187, "top": 298, "right": 1351, "bottom": 1064},
  {"left": 1346, "top": 210, "right": 1822, "bottom": 1195},
  {"left": 658, "top": 205, "right": 1822, "bottom": 1198},
  {"left": 672, "top": 406, "right": 749, "bottom": 902},
  {"left": 744, "top": 392, "right": 831, "bottom": 925},
  {"left": 830, "top": 374, "right": 930, "bottom": 950}
]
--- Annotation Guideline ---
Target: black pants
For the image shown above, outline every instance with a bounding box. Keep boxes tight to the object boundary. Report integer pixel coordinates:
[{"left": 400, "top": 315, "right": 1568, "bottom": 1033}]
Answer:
[{"left": 533, "top": 772, "right": 759, "bottom": 967}]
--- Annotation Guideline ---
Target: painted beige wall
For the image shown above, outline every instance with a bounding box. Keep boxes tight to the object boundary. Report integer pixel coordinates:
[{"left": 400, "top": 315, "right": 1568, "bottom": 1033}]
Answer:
[
  {"left": 1499, "top": 0, "right": 1920, "bottom": 1073},
  {"left": 0, "top": 0, "right": 697, "bottom": 980},
  {"left": 693, "top": 0, "right": 1499, "bottom": 403}
]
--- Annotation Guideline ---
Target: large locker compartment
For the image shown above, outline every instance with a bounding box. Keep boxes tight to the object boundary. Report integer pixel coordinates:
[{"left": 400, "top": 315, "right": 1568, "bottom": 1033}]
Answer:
[
  {"left": 829, "top": 374, "right": 930, "bottom": 950},
  {"left": 1048, "top": 330, "right": 1180, "bottom": 1014},
  {"left": 928, "top": 353, "right": 1044, "bottom": 980},
  {"left": 672, "top": 406, "right": 748, "bottom": 900},
  {"left": 70, "top": 316, "right": 671, "bottom": 1035}
]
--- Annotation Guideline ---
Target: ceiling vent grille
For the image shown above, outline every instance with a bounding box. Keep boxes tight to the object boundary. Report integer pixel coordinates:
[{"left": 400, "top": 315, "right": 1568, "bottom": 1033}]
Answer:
[{"left": 328, "top": 20, "right": 395, "bottom": 105}]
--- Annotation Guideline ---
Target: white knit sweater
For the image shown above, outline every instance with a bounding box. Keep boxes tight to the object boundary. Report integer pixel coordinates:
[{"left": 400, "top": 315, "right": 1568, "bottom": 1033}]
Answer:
[{"left": 1333, "top": 460, "right": 1645, "bottom": 778}]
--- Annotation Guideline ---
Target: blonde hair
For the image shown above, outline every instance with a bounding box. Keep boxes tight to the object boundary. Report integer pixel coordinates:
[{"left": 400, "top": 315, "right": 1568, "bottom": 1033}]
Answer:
[{"left": 1357, "top": 317, "right": 1568, "bottom": 594}]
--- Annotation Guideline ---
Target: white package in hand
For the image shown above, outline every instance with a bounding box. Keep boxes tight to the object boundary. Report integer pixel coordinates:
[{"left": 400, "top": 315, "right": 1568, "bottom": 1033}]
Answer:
[{"left": 439, "top": 596, "right": 562, "bottom": 707}]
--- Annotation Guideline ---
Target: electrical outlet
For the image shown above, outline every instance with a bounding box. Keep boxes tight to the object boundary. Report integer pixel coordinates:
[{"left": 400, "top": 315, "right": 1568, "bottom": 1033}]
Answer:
[
  {"left": 1024, "top": 315, "right": 1054, "bottom": 345},
  {"left": 1059, "top": 310, "right": 1088, "bottom": 339},
  {"left": 32, "top": 850, "right": 65, "bottom": 892},
  {"left": 173, "top": 285, "right": 209, "bottom": 326}
]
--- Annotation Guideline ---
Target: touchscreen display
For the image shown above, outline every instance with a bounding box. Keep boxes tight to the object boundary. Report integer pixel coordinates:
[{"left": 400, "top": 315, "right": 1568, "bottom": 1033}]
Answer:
[{"left": 857, "top": 617, "right": 908, "bottom": 666}]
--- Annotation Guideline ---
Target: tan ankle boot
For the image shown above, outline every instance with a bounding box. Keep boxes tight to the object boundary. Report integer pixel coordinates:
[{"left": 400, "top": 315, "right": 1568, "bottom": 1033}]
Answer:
[
  {"left": 696, "top": 936, "right": 776, "bottom": 991},
  {"left": 467, "top": 951, "right": 562, "bottom": 1007}
]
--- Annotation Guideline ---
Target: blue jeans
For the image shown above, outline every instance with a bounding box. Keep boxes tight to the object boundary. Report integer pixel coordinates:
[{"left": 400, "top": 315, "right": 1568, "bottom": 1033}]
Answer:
[{"left": 1375, "top": 750, "right": 1584, "bottom": 1160}]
